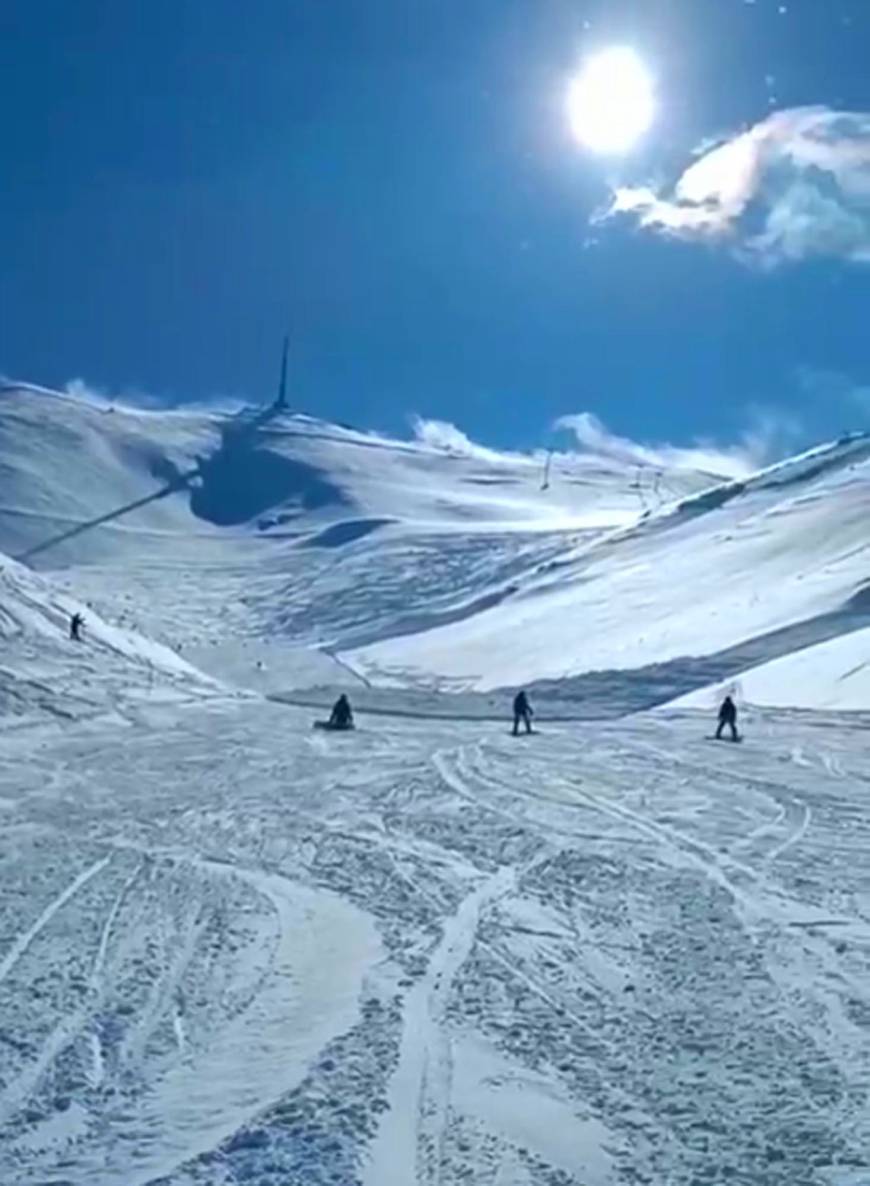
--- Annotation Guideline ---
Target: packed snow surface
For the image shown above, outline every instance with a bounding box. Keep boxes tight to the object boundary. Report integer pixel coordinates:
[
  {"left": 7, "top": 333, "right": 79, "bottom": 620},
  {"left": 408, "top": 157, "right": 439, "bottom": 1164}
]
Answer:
[
  {"left": 2, "top": 385, "right": 870, "bottom": 1184},
  {"left": 1, "top": 701, "right": 870, "bottom": 1185}
]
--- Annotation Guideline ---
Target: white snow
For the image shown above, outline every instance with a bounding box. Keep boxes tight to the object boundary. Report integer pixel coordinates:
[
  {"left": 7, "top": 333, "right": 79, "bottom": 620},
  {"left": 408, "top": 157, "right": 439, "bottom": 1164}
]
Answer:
[
  {"left": 450, "top": 1032, "right": 615, "bottom": 1183},
  {"left": 78, "top": 864, "right": 382, "bottom": 1186},
  {"left": 674, "top": 624, "right": 870, "bottom": 712},
  {"left": 350, "top": 434, "right": 870, "bottom": 699},
  {"left": 2, "top": 701, "right": 869, "bottom": 1184},
  {"left": 1, "top": 384, "right": 870, "bottom": 1185}
]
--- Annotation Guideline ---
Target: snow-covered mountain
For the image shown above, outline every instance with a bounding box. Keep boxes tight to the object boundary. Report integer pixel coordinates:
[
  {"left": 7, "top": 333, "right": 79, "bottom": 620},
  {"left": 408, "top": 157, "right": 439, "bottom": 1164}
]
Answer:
[
  {"left": 352, "top": 434, "right": 870, "bottom": 710},
  {"left": 1, "top": 383, "right": 868, "bottom": 710},
  {"left": 1, "top": 383, "right": 706, "bottom": 560},
  {"left": 3, "top": 383, "right": 870, "bottom": 1186},
  {"left": 0, "top": 383, "right": 712, "bottom": 693}
]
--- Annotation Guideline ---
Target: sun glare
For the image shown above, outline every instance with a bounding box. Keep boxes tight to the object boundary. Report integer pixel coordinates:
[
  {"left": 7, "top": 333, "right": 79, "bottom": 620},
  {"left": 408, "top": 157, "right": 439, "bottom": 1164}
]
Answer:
[{"left": 567, "top": 46, "right": 655, "bottom": 155}]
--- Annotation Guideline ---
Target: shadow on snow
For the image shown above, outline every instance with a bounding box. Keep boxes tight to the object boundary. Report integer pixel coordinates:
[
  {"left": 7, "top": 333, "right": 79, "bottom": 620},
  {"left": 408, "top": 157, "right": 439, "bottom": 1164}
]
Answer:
[{"left": 14, "top": 406, "right": 350, "bottom": 562}]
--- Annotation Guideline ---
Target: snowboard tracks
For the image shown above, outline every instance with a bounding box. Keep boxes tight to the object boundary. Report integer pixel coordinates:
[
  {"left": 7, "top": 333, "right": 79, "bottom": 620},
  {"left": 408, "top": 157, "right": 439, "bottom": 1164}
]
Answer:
[
  {"left": 450, "top": 743, "right": 850, "bottom": 1155},
  {"left": 367, "top": 748, "right": 575, "bottom": 1186},
  {"left": 87, "top": 860, "right": 146, "bottom": 1086},
  {"left": 0, "top": 856, "right": 110, "bottom": 985},
  {"left": 118, "top": 890, "right": 207, "bottom": 1076},
  {"left": 764, "top": 799, "right": 812, "bottom": 865},
  {"left": 0, "top": 857, "right": 115, "bottom": 1128},
  {"left": 375, "top": 872, "right": 514, "bottom": 1185},
  {"left": 366, "top": 810, "right": 520, "bottom": 1184}
]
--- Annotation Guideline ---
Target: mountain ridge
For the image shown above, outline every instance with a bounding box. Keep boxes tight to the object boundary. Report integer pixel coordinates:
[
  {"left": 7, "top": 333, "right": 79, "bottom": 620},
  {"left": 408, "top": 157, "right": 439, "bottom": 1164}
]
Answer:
[{"left": 2, "top": 382, "right": 869, "bottom": 710}]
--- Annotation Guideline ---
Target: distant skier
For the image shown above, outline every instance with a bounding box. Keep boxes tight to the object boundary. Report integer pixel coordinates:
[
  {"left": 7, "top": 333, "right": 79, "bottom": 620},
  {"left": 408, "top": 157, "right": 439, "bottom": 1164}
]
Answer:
[
  {"left": 715, "top": 694, "right": 739, "bottom": 742},
  {"left": 512, "top": 690, "right": 533, "bottom": 736},
  {"left": 69, "top": 612, "right": 84, "bottom": 641},
  {"left": 327, "top": 693, "right": 354, "bottom": 731}
]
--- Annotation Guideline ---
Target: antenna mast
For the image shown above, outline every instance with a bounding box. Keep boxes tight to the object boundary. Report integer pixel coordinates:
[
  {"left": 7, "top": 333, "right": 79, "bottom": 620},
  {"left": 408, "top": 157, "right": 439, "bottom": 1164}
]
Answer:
[{"left": 275, "top": 334, "right": 289, "bottom": 410}]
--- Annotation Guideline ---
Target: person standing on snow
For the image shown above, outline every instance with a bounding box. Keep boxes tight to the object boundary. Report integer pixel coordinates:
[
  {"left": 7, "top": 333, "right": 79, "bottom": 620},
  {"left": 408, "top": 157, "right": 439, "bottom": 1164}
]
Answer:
[
  {"left": 512, "top": 690, "right": 533, "bottom": 736},
  {"left": 715, "top": 694, "right": 739, "bottom": 742},
  {"left": 328, "top": 693, "right": 354, "bottom": 730},
  {"left": 69, "top": 612, "right": 84, "bottom": 641}
]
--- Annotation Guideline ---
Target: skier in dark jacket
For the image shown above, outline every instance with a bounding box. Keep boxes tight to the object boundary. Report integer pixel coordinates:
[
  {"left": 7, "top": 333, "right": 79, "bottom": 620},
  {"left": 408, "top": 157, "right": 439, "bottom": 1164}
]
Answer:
[
  {"left": 69, "top": 612, "right": 84, "bottom": 641},
  {"left": 328, "top": 694, "right": 354, "bottom": 730},
  {"left": 512, "top": 690, "right": 533, "bottom": 736},
  {"left": 715, "top": 694, "right": 738, "bottom": 741}
]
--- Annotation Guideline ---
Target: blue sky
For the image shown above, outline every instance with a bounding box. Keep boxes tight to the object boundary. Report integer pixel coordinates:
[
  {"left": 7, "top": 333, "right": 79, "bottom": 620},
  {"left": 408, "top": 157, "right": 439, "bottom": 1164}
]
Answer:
[{"left": 2, "top": 0, "right": 870, "bottom": 456}]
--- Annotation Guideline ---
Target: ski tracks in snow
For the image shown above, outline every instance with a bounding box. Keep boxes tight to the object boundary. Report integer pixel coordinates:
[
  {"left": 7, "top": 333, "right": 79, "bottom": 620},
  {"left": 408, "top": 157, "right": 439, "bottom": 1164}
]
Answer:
[
  {"left": 367, "top": 744, "right": 600, "bottom": 1186},
  {"left": 764, "top": 798, "right": 812, "bottom": 865},
  {"left": 0, "top": 856, "right": 110, "bottom": 986},
  {"left": 365, "top": 844, "right": 518, "bottom": 1186},
  {"left": 4, "top": 702, "right": 870, "bottom": 1184},
  {"left": 424, "top": 730, "right": 870, "bottom": 1174},
  {"left": 0, "top": 856, "right": 116, "bottom": 1130},
  {"left": 366, "top": 747, "right": 542, "bottom": 1185}
]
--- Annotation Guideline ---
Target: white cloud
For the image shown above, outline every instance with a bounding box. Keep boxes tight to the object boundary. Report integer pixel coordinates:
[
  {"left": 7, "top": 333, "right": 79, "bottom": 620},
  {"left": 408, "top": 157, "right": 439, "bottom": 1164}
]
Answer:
[
  {"left": 555, "top": 410, "right": 801, "bottom": 479},
  {"left": 64, "top": 378, "right": 114, "bottom": 407},
  {"left": 54, "top": 382, "right": 821, "bottom": 479},
  {"left": 410, "top": 416, "right": 509, "bottom": 462},
  {"left": 601, "top": 107, "right": 870, "bottom": 265},
  {"left": 63, "top": 379, "right": 248, "bottom": 416}
]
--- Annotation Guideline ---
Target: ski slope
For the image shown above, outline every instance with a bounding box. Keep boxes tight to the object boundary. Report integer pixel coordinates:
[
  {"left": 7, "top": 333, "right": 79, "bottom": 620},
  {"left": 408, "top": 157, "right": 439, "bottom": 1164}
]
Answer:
[
  {"left": 0, "top": 382, "right": 715, "bottom": 694},
  {"left": 1, "top": 699, "right": 869, "bottom": 1185},
  {"left": 0, "top": 550, "right": 217, "bottom": 726},
  {"left": 350, "top": 435, "right": 870, "bottom": 708},
  {"left": 2, "top": 384, "right": 870, "bottom": 1184},
  {"left": 3, "top": 384, "right": 869, "bottom": 708}
]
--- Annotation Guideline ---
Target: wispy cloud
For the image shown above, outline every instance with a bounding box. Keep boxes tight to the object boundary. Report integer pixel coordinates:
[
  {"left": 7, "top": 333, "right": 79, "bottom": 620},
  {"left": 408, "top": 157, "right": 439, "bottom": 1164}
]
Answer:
[
  {"left": 601, "top": 107, "right": 870, "bottom": 266},
  {"left": 64, "top": 378, "right": 248, "bottom": 416},
  {"left": 53, "top": 382, "right": 817, "bottom": 478},
  {"left": 410, "top": 416, "right": 509, "bottom": 462},
  {"left": 555, "top": 410, "right": 802, "bottom": 479}
]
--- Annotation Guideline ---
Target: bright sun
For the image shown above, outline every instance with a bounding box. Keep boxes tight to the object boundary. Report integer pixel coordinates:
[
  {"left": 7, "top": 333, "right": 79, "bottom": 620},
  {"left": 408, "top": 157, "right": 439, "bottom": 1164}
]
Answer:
[{"left": 567, "top": 47, "right": 655, "bottom": 155}]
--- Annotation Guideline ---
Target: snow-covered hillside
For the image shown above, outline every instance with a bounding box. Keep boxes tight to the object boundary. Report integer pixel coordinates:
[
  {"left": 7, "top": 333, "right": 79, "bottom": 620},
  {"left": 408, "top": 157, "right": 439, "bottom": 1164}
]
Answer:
[
  {"left": 0, "top": 383, "right": 713, "bottom": 692},
  {"left": 1, "top": 384, "right": 707, "bottom": 560},
  {"left": 350, "top": 435, "right": 870, "bottom": 709},
  {"left": 2, "top": 384, "right": 870, "bottom": 1185},
  {"left": 3, "top": 384, "right": 868, "bottom": 710},
  {"left": 0, "top": 550, "right": 216, "bottom": 726}
]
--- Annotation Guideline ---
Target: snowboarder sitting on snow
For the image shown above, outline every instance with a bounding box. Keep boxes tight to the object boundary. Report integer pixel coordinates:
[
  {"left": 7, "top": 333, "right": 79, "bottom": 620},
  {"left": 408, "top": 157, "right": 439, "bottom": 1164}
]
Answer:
[
  {"left": 512, "top": 690, "right": 533, "bottom": 736},
  {"left": 328, "top": 694, "right": 354, "bottom": 731},
  {"left": 715, "top": 694, "right": 739, "bottom": 742},
  {"left": 69, "top": 612, "right": 84, "bottom": 641}
]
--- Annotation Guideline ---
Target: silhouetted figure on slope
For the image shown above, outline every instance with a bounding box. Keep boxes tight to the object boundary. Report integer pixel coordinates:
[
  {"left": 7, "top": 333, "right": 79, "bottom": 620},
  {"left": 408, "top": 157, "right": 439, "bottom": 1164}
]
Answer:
[
  {"left": 328, "top": 694, "right": 354, "bottom": 731},
  {"left": 715, "top": 694, "right": 739, "bottom": 742},
  {"left": 69, "top": 612, "right": 84, "bottom": 642},
  {"left": 512, "top": 690, "right": 533, "bottom": 736}
]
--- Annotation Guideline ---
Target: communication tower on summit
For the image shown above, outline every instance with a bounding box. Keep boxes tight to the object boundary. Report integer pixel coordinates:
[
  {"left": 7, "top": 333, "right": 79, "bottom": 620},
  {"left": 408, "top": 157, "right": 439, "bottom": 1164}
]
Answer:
[{"left": 274, "top": 334, "right": 289, "bottom": 410}]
